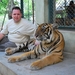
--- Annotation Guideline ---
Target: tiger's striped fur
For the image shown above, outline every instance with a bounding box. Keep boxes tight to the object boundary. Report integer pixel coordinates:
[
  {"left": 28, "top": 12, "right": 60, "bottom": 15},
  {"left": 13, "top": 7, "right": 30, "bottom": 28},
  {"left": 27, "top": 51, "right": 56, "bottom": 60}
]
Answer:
[{"left": 6, "top": 23, "right": 65, "bottom": 70}]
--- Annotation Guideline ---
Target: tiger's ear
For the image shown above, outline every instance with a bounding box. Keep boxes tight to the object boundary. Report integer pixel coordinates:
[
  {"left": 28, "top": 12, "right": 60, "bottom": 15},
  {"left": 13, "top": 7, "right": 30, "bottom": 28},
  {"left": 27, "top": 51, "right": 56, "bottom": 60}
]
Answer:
[
  {"left": 37, "top": 23, "right": 39, "bottom": 25},
  {"left": 36, "top": 23, "right": 40, "bottom": 27},
  {"left": 52, "top": 23, "right": 58, "bottom": 29}
]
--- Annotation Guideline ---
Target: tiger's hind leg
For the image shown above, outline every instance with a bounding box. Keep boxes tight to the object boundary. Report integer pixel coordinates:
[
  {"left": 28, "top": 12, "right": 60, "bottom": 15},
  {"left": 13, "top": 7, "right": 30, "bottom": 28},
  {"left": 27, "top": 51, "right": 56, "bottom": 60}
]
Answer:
[
  {"left": 5, "top": 42, "right": 29, "bottom": 55},
  {"left": 5, "top": 47, "right": 19, "bottom": 55},
  {"left": 8, "top": 44, "right": 41, "bottom": 63},
  {"left": 30, "top": 52, "right": 63, "bottom": 70}
]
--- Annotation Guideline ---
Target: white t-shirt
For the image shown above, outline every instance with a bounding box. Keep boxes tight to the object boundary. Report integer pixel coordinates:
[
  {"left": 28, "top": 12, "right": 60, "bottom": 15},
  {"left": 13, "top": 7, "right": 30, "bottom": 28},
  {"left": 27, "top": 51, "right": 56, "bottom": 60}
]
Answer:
[{"left": 1, "top": 18, "right": 35, "bottom": 46}]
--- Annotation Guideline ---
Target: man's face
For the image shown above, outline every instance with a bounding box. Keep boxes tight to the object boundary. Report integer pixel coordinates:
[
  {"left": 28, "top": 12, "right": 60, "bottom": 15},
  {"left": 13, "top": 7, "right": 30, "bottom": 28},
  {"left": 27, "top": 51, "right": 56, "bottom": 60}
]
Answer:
[{"left": 12, "top": 9, "right": 22, "bottom": 23}]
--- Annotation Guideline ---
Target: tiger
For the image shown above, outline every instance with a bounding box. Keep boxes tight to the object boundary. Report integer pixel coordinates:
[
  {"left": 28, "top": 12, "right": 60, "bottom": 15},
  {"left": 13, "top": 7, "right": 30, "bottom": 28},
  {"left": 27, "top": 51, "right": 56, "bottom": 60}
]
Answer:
[{"left": 5, "top": 23, "right": 65, "bottom": 70}]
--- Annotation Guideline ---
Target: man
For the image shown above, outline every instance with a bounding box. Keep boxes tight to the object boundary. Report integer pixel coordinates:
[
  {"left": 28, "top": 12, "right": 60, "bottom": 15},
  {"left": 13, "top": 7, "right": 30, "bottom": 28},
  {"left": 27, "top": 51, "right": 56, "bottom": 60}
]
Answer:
[
  {"left": 0, "top": 6, "right": 36, "bottom": 51},
  {"left": 66, "top": 1, "right": 75, "bottom": 19}
]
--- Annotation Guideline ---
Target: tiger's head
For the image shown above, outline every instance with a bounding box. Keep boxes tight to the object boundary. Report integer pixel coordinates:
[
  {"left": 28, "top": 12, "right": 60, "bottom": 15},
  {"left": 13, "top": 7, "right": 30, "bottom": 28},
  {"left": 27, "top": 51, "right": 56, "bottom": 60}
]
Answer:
[{"left": 35, "top": 23, "right": 58, "bottom": 43}]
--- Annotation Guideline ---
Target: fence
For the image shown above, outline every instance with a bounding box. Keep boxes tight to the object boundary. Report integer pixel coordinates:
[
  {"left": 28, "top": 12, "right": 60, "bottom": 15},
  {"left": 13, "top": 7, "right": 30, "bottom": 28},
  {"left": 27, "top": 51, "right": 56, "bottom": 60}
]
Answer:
[
  {"left": 1, "top": 0, "right": 75, "bottom": 29},
  {"left": 55, "top": 0, "right": 75, "bottom": 27}
]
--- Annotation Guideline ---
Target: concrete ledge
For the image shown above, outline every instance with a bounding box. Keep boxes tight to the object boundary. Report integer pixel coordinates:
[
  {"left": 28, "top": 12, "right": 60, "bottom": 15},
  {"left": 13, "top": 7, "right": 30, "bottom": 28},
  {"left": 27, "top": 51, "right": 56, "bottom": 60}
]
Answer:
[
  {"left": 0, "top": 30, "right": 75, "bottom": 75},
  {"left": 0, "top": 52, "right": 75, "bottom": 75},
  {"left": 0, "top": 63, "right": 17, "bottom": 75}
]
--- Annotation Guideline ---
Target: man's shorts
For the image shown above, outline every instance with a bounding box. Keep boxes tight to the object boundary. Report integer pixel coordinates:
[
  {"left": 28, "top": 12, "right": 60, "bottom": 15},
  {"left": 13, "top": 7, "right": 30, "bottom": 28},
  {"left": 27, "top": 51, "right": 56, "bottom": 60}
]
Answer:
[{"left": 0, "top": 36, "right": 17, "bottom": 52}]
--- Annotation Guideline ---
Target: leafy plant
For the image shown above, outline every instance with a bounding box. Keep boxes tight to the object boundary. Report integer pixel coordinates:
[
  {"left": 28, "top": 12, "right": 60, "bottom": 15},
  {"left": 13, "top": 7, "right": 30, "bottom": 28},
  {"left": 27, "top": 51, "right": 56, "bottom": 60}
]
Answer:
[
  {"left": 0, "top": 0, "right": 8, "bottom": 14},
  {"left": 24, "top": 0, "right": 33, "bottom": 20}
]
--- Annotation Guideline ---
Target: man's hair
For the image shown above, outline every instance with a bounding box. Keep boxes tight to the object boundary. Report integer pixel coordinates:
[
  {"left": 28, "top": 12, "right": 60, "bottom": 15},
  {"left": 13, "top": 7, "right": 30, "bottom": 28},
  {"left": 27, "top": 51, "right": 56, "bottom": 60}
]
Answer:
[
  {"left": 69, "top": 1, "right": 74, "bottom": 6},
  {"left": 12, "top": 6, "right": 22, "bottom": 13}
]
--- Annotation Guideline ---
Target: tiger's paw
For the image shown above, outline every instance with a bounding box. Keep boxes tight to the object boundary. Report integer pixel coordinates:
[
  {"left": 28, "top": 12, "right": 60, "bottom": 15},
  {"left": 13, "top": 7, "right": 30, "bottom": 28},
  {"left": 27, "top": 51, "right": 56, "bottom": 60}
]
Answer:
[
  {"left": 5, "top": 47, "right": 13, "bottom": 55},
  {"left": 5, "top": 47, "right": 16, "bottom": 55},
  {"left": 8, "top": 56, "right": 20, "bottom": 63},
  {"left": 30, "top": 60, "right": 42, "bottom": 70}
]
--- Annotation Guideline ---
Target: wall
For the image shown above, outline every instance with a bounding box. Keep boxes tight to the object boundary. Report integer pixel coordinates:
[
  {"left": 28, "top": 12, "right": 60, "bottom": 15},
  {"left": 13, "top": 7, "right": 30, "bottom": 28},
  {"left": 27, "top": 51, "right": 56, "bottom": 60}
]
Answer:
[
  {"left": 34, "top": 0, "right": 48, "bottom": 24},
  {"left": 60, "top": 30, "right": 75, "bottom": 53}
]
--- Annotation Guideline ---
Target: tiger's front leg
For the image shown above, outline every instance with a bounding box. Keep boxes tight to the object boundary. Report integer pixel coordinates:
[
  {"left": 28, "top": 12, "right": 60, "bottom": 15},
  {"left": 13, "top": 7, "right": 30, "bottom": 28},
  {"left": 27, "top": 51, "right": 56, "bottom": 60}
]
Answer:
[
  {"left": 30, "top": 53, "right": 63, "bottom": 70},
  {"left": 8, "top": 50, "right": 36, "bottom": 63}
]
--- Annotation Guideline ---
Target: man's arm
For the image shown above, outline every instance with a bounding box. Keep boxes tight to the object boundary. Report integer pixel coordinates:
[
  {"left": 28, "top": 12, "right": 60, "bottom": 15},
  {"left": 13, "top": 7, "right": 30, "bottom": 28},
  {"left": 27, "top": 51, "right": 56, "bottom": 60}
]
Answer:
[{"left": 0, "top": 33, "right": 5, "bottom": 40}]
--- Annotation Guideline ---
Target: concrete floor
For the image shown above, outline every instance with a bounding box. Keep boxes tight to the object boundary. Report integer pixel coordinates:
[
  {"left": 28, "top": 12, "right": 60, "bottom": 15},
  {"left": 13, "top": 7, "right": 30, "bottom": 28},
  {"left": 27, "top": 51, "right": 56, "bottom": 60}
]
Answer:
[{"left": 0, "top": 52, "right": 75, "bottom": 75}]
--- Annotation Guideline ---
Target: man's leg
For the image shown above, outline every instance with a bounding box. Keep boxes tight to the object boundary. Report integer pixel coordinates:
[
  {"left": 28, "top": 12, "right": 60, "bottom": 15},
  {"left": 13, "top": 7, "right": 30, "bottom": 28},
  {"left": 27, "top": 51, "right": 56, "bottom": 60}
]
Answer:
[
  {"left": 0, "top": 36, "right": 17, "bottom": 51},
  {"left": 0, "top": 41, "right": 17, "bottom": 52},
  {"left": 0, "top": 36, "right": 9, "bottom": 44}
]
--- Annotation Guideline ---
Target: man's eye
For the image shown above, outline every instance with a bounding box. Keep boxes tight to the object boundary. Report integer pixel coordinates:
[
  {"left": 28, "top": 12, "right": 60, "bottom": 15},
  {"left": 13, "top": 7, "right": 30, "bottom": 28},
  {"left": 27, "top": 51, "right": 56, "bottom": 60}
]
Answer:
[
  {"left": 17, "top": 14, "right": 20, "bottom": 15},
  {"left": 13, "top": 14, "right": 20, "bottom": 15},
  {"left": 13, "top": 14, "right": 16, "bottom": 15}
]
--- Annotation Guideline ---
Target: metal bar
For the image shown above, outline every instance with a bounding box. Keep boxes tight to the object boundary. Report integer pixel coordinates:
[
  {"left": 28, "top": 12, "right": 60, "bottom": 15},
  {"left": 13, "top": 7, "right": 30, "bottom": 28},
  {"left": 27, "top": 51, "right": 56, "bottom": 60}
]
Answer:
[
  {"left": 48, "top": 0, "right": 55, "bottom": 23},
  {"left": 48, "top": 0, "right": 53, "bottom": 23},
  {"left": 20, "top": 0, "right": 24, "bottom": 18},
  {"left": 28, "top": 0, "right": 29, "bottom": 20},
  {"left": 32, "top": 0, "right": 34, "bottom": 24}
]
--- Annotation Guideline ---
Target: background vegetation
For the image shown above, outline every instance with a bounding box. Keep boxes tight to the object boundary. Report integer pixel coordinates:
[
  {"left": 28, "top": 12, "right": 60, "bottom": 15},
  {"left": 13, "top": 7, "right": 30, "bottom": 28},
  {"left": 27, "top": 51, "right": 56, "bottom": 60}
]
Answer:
[
  {"left": 0, "top": 0, "right": 33, "bottom": 28},
  {"left": 0, "top": 0, "right": 8, "bottom": 14}
]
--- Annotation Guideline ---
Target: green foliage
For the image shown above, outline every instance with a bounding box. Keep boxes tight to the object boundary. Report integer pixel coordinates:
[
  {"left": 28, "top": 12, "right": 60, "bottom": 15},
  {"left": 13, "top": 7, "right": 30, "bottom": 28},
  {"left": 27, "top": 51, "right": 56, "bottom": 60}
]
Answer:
[
  {"left": 0, "top": 0, "right": 8, "bottom": 14},
  {"left": 14, "top": 0, "right": 19, "bottom": 6},
  {"left": 0, "top": 0, "right": 33, "bottom": 21},
  {"left": 24, "top": 0, "right": 33, "bottom": 20},
  {"left": 56, "top": 0, "right": 59, "bottom": 2}
]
